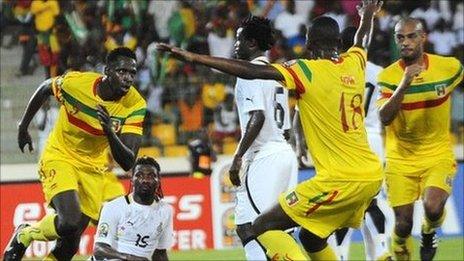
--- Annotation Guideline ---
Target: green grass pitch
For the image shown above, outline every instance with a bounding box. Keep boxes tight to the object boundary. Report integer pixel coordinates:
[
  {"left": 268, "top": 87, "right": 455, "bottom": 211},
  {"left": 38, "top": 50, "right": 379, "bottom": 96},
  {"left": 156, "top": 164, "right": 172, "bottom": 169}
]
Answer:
[{"left": 27, "top": 237, "right": 461, "bottom": 260}]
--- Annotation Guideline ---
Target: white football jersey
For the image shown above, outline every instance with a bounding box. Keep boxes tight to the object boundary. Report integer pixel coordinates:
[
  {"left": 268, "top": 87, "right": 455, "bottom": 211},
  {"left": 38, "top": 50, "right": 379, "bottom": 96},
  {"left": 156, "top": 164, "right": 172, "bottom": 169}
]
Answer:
[
  {"left": 234, "top": 56, "right": 291, "bottom": 159},
  {"left": 364, "top": 61, "right": 383, "bottom": 134},
  {"left": 93, "top": 194, "right": 173, "bottom": 259}
]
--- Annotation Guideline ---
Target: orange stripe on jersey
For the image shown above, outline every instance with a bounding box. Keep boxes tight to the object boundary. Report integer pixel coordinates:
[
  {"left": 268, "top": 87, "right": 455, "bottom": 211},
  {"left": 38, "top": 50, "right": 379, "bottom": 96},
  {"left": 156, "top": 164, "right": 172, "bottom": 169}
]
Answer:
[
  {"left": 285, "top": 67, "right": 305, "bottom": 97},
  {"left": 381, "top": 92, "right": 392, "bottom": 98},
  {"left": 305, "top": 191, "right": 339, "bottom": 216},
  {"left": 125, "top": 122, "right": 143, "bottom": 127},
  {"left": 66, "top": 111, "right": 105, "bottom": 136},
  {"left": 351, "top": 51, "right": 366, "bottom": 70},
  {"left": 401, "top": 93, "right": 450, "bottom": 110}
]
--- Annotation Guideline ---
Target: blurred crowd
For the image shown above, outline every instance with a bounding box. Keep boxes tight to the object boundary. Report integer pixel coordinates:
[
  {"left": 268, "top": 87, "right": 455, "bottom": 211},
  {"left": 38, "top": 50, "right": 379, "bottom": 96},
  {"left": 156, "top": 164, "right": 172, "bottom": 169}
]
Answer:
[{"left": 1, "top": 0, "right": 463, "bottom": 156}]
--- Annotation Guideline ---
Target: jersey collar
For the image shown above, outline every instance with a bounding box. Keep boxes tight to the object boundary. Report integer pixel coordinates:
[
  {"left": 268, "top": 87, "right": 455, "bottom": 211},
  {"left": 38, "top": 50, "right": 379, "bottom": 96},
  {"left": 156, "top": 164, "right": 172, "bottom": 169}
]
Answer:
[
  {"left": 92, "top": 76, "right": 104, "bottom": 97},
  {"left": 399, "top": 53, "right": 429, "bottom": 71}
]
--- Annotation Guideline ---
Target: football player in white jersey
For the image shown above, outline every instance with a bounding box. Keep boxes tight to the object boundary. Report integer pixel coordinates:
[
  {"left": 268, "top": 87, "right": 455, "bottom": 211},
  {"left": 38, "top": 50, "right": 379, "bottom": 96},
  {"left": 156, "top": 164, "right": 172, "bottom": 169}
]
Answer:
[
  {"left": 328, "top": 26, "right": 391, "bottom": 261},
  {"left": 228, "top": 15, "right": 298, "bottom": 260},
  {"left": 92, "top": 156, "right": 173, "bottom": 261}
]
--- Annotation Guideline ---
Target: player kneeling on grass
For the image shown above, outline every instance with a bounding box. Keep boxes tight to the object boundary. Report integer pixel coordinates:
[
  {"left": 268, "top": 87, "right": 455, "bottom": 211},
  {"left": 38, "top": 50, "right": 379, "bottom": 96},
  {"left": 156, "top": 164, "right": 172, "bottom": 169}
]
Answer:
[{"left": 92, "top": 156, "right": 173, "bottom": 261}]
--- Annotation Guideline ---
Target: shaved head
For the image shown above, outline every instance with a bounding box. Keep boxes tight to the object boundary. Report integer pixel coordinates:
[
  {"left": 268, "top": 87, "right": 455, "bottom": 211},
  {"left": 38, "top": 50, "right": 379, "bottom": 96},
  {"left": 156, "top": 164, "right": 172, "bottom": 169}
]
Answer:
[{"left": 395, "top": 18, "right": 425, "bottom": 34}]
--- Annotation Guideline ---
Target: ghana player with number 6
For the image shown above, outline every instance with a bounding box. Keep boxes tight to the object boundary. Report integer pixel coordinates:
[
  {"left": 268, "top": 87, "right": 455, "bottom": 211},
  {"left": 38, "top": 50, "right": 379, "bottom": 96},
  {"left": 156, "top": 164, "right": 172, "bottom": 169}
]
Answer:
[
  {"left": 229, "top": 15, "right": 297, "bottom": 260},
  {"left": 157, "top": 0, "right": 383, "bottom": 259},
  {"left": 4, "top": 47, "right": 146, "bottom": 261},
  {"left": 377, "top": 18, "right": 463, "bottom": 261}
]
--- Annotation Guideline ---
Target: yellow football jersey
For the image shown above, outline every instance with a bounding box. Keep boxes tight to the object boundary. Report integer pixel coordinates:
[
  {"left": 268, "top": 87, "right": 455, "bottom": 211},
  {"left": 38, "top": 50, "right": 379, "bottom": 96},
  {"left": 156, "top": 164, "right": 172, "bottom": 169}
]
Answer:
[
  {"left": 273, "top": 47, "right": 382, "bottom": 181},
  {"left": 42, "top": 71, "right": 146, "bottom": 168},
  {"left": 377, "top": 54, "right": 463, "bottom": 173}
]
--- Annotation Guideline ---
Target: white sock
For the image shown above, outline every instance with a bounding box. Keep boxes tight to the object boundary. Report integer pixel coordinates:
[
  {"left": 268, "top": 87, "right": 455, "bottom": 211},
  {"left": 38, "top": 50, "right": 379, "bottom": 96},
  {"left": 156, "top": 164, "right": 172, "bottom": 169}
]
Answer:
[
  {"left": 363, "top": 213, "right": 390, "bottom": 260},
  {"left": 244, "top": 239, "right": 267, "bottom": 261}
]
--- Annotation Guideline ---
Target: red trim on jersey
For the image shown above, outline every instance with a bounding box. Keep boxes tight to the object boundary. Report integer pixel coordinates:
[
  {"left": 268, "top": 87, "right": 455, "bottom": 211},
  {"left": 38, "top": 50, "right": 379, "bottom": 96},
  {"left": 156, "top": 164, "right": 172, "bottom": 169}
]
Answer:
[
  {"left": 125, "top": 122, "right": 143, "bottom": 127},
  {"left": 305, "top": 191, "right": 339, "bottom": 216},
  {"left": 399, "top": 53, "right": 429, "bottom": 71},
  {"left": 285, "top": 67, "right": 305, "bottom": 97},
  {"left": 381, "top": 92, "right": 393, "bottom": 98},
  {"left": 351, "top": 51, "right": 366, "bottom": 70},
  {"left": 67, "top": 112, "right": 105, "bottom": 135},
  {"left": 401, "top": 93, "right": 450, "bottom": 110},
  {"left": 93, "top": 76, "right": 103, "bottom": 97}
]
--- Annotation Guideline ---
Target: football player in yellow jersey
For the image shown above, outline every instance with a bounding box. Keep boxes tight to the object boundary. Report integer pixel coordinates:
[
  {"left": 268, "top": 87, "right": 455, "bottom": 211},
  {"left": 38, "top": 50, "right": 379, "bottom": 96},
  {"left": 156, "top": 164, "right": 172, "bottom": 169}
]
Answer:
[
  {"left": 4, "top": 47, "right": 146, "bottom": 261},
  {"left": 157, "top": 1, "right": 383, "bottom": 259},
  {"left": 377, "top": 18, "right": 463, "bottom": 261}
]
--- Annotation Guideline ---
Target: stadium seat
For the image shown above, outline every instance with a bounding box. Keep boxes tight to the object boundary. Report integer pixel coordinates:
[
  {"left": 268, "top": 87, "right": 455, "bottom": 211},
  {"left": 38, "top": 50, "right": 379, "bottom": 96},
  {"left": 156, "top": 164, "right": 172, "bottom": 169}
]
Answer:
[
  {"left": 138, "top": 146, "right": 162, "bottom": 158},
  {"left": 151, "top": 123, "right": 177, "bottom": 146},
  {"left": 223, "top": 141, "right": 238, "bottom": 155},
  {"left": 164, "top": 145, "right": 189, "bottom": 157}
]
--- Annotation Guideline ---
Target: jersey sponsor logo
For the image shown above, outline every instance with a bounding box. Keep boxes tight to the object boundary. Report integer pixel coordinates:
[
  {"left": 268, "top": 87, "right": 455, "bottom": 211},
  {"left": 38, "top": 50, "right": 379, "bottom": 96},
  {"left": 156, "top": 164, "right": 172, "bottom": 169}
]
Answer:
[
  {"left": 98, "top": 223, "right": 109, "bottom": 238},
  {"left": 435, "top": 83, "right": 446, "bottom": 97},
  {"left": 340, "top": 75, "right": 356, "bottom": 86},
  {"left": 285, "top": 191, "right": 299, "bottom": 207}
]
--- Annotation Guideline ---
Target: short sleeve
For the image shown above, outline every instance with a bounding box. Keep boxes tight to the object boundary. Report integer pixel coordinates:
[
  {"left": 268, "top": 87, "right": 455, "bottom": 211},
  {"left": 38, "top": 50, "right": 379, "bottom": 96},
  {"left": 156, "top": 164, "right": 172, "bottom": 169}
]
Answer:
[
  {"left": 448, "top": 58, "right": 463, "bottom": 92},
  {"left": 156, "top": 206, "right": 174, "bottom": 249},
  {"left": 121, "top": 102, "right": 146, "bottom": 135},
  {"left": 51, "top": 76, "right": 65, "bottom": 103},
  {"left": 346, "top": 47, "right": 367, "bottom": 71},
  {"left": 94, "top": 202, "right": 120, "bottom": 246},
  {"left": 376, "top": 71, "right": 394, "bottom": 108},
  {"left": 271, "top": 59, "right": 308, "bottom": 96}
]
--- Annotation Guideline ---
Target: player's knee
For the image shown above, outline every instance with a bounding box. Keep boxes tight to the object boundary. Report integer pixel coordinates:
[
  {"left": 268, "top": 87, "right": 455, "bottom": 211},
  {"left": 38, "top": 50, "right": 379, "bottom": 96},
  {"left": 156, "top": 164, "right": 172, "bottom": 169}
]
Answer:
[
  {"left": 236, "top": 223, "right": 256, "bottom": 245},
  {"left": 298, "top": 229, "right": 326, "bottom": 253},
  {"left": 57, "top": 218, "right": 81, "bottom": 236},
  {"left": 423, "top": 200, "right": 445, "bottom": 221},
  {"left": 395, "top": 217, "right": 413, "bottom": 235}
]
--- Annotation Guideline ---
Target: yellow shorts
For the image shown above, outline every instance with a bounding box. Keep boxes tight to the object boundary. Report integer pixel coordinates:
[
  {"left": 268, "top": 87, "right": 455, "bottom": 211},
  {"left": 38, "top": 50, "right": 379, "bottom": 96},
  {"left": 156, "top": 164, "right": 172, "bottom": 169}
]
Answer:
[
  {"left": 385, "top": 159, "right": 456, "bottom": 207},
  {"left": 102, "top": 171, "right": 126, "bottom": 202},
  {"left": 278, "top": 178, "right": 382, "bottom": 238},
  {"left": 39, "top": 159, "right": 107, "bottom": 221}
]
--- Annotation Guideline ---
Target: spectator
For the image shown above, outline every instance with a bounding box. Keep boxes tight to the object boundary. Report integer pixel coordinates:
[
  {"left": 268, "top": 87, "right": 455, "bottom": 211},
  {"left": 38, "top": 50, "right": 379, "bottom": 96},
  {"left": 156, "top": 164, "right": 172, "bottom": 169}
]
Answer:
[
  {"left": 188, "top": 128, "right": 216, "bottom": 178},
  {"left": 428, "top": 18, "right": 457, "bottom": 56},
  {"left": 147, "top": 0, "right": 178, "bottom": 42},
  {"left": 410, "top": 1, "right": 440, "bottom": 30},
  {"left": 453, "top": 3, "right": 464, "bottom": 46},
  {"left": 178, "top": 86, "right": 204, "bottom": 144},
  {"left": 15, "top": 0, "right": 36, "bottom": 76},
  {"left": 274, "top": 0, "right": 306, "bottom": 40},
  {"left": 212, "top": 93, "right": 239, "bottom": 153},
  {"left": 31, "top": 0, "right": 60, "bottom": 78}
]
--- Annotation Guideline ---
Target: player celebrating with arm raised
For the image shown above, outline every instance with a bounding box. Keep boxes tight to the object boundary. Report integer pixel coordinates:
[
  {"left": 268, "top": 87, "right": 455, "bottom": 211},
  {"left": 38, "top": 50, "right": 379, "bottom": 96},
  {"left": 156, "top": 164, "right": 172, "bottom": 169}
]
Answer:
[
  {"left": 229, "top": 15, "right": 298, "bottom": 260},
  {"left": 92, "top": 156, "right": 172, "bottom": 261},
  {"left": 4, "top": 47, "right": 146, "bottom": 261},
  {"left": 157, "top": 0, "right": 383, "bottom": 259},
  {"left": 377, "top": 18, "right": 463, "bottom": 261}
]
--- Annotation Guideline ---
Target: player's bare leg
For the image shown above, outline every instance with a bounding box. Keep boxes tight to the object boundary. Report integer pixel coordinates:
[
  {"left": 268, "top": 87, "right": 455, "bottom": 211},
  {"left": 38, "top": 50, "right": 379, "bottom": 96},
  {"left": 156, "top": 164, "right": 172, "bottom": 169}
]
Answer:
[
  {"left": 251, "top": 203, "right": 306, "bottom": 260},
  {"left": 421, "top": 187, "right": 449, "bottom": 261},
  {"left": 392, "top": 204, "right": 414, "bottom": 260},
  {"left": 3, "top": 190, "right": 89, "bottom": 260},
  {"left": 299, "top": 228, "right": 337, "bottom": 260}
]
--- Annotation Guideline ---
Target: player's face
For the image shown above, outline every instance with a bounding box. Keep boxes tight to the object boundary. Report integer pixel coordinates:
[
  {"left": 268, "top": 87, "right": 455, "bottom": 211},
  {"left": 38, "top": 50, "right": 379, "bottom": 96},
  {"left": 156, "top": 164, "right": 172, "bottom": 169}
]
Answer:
[
  {"left": 394, "top": 22, "right": 426, "bottom": 61},
  {"left": 106, "top": 56, "right": 137, "bottom": 95},
  {"left": 133, "top": 164, "right": 160, "bottom": 197},
  {"left": 234, "top": 27, "right": 251, "bottom": 60}
]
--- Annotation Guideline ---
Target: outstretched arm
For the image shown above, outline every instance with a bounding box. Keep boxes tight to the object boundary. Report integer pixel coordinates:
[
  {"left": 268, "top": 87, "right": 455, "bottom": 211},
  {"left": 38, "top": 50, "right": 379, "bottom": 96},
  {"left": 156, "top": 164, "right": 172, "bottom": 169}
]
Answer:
[
  {"left": 156, "top": 43, "right": 283, "bottom": 81},
  {"left": 18, "top": 79, "right": 54, "bottom": 152},
  {"left": 353, "top": 0, "right": 383, "bottom": 49}
]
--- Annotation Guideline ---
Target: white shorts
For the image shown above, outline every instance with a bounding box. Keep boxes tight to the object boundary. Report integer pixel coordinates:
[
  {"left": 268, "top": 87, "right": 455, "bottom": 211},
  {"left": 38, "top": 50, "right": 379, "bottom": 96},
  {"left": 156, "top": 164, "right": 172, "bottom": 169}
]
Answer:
[{"left": 234, "top": 142, "right": 298, "bottom": 225}]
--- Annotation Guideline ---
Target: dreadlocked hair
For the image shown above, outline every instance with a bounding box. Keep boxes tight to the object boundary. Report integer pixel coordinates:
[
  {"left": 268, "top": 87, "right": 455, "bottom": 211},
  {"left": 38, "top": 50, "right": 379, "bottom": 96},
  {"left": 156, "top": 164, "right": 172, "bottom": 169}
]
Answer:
[
  {"left": 132, "top": 156, "right": 163, "bottom": 199},
  {"left": 240, "top": 15, "right": 276, "bottom": 51}
]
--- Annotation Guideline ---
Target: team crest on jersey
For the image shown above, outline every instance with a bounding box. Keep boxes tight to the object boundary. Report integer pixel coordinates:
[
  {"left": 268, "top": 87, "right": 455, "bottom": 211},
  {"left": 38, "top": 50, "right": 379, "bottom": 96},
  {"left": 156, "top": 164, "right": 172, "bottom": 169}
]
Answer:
[
  {"left": 98, "top": 223, "right": 109, "bottom": 238},
  {"left": 435, "top": 83, "right": 446, "bottom": 97},
  {"left": 111, "top": 118, "right": 122, "bottom": 133},
  {"left": 285, "top": 191, "right": 299, "bottom": 207},
  {"left": 282, "top": 59, "right": 297, "bottom": 68}
]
